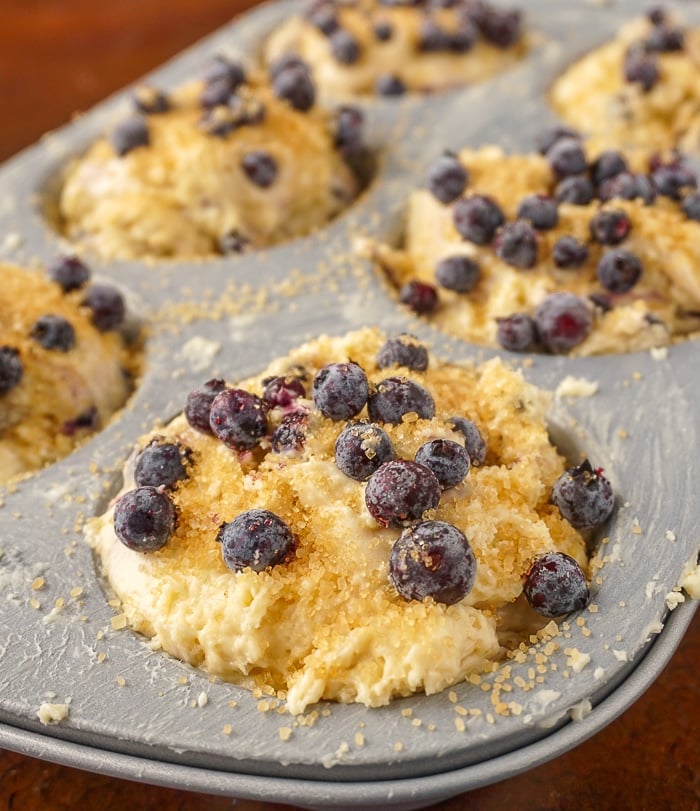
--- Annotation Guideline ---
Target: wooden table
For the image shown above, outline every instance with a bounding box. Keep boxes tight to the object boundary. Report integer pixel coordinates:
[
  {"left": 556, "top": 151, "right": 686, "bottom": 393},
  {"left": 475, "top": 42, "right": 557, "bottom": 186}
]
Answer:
[{"left": 0, "top": 2, "right": 698, "bottom": 808}]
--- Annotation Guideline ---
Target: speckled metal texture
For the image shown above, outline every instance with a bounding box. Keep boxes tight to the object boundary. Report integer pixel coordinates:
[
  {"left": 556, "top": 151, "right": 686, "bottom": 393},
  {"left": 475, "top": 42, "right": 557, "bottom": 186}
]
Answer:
[{"left": 0, "top": 1, "right": 698, "bottom": 808}]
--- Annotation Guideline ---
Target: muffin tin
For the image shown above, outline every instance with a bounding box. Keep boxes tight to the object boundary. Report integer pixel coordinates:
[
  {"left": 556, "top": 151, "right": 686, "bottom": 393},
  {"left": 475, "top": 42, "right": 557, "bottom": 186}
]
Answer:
[{"left": 0, "top": 1, "right": 698, "bottom": 808}]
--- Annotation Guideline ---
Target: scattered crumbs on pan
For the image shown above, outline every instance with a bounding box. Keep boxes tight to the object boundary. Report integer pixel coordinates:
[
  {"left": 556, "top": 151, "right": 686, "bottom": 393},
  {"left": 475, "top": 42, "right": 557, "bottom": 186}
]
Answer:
[
  {"left": 570, "top": 698, "right": 592, "bottom": 722},
  {"left": 665, "top": 590, "right": 686, "bottom": 611},
  {"left": 37, "top": 700, "right": 70, "bottom": 726},
  {"left": 554, "top": 376, "right": 599, "bottom": 400},
  {"left": 175, "top": 336, "right": 221, "bottom": 374}
]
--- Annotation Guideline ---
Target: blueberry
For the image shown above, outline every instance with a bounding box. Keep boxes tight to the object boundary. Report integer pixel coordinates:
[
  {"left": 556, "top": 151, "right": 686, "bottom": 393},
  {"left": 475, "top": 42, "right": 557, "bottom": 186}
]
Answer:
[
  {"left": 516, "top": 194, "right": 558, "bottom": 230},
  {"left": 448, "top": 416, "right": 486, "bottom": 466},
  {"left": 449, "top": 20, "right": 477, "bottom": 52},
  {"left": 682, "top": 191, "right": 700, "bottom": 221},
  {"left": 414, "top": 439, "right": 470, "bottom": 489},
  {"left": 0, "top": 346, "right": 23, "bottom": 394},
  {"left": 496, "top": 313, "right": 538, "bottom": 352},
  {"left": 209, "top": 388, "right": 269, "bottom": 450},
  {"left": 624, "top": 45, "right": 659, "bottom": 91},
  {"left": 647, "top": 6, "right": 667, "bottom": 25},
  {"left": 368, "top": 376, "right": 435, "bottom": 424},
  {"left": 216, "top": 509, "right": 294, "bottom": 572},
  {"left": 399, "top": 280, "right": 439, "bottom": 314},
  {"left": 263, "top": 375, "right": 306, "bottom": 407},
  {"left": 546, "top": 137, "right": 587, "bottom": 179},
  {"left": 134, "top": 441, "right": 190, "bottom": 489},
  {"left": 589, "top": 209, "right": 631, "bottom": 245},
  {"left": 552, "top": 235, "right": 589, "bottom": 269},
  {"left": 589, "top": 292, "right": 614, "bottom": 313},
  {"left": 597, "top": 250, "right": 643, "bottom": 294},
  {"left": 477, "top": 8, "right": 521, "bottom": 47},
  {"left": 269, "top": 54, "right": 310, "bottom": 78},
  {"left": 312, "top": 362, "right": 369, "bottom": 421},
  {"left": 110, "top": 116, "right": 149, "bottom": 157},
  {"left": 645, "top": 25, "right": 684, "bottom": 52},
  {"left": 30, "top": 315, "right": 75, "bottom": 352},
  {"left": 200, "top": 77, "right": 236, "bottom": 109},
  {"left": 435, "top": 255, "right": 480, "bottom": 292},
  {"left": 390, "top": 520, "right": 477, "bottom": 604},
  {"left": 377, "top": 334, "right": 429, "bottom": 371},
  {"left": 598, "top": 172, "right": 656, "bottom": 205},
  {"left": 202, "top": 55, "right": 246, "bottom": 88},
  {"left": 218, "top": 230, "right": 250, "bottom": 254},
  {"left": 272, "top": 63, "right": 316, "bottom": 111},
  {"left": 418, "top": 18, "right": 451, "bottom": 51},
  {"left": 271, "top": 411, "right": 309, "bottom": 453},
  {"left": 365, "top": 460, "right": 441, "bottom": 527},
  {"left": 61, "top": 406, "right": 99, "bottom": 436},
  {"left": 330, "top": 28, "right": 361, "bottom": 64},
  {"left": 427, "top": 152, "right": 469, "bottom": 204},
  {"left": 591, "top": 150, "right": 628, "bottom": 186},
  {"left": 453, "top": 195, "right": 505, "bottom": 244},
  {"left": 373, "top": 20, "right": 393, "bottom": 41},
  {"left": 375, "top": 74, "right": 407, "bottom": 96},
  {"left": 651, "top": 164, "right": 697, "bottom": 200},
  {"left": 306, "top": 1, "right": 339, "bottom": 34},
  {"left": 335, "top": 421, "right": 395, "bottom": 481},
  {"left": 47, "top": 255, "right": 91, "bottom": 292},
  {"left": 535, "top": 126, "right": 582, "bottom": 156},
  {"left": 184, "top": 378, "right": 227, "bottom": 434},
  {"left": 334, "top": 106, "right": 364, "bottom": 156},
  {"left": 200, "top": 58, "right": 246, "bottom": 107},
  {"left": 82, "top": 284, "right": 126, "bottom": 331},
  {"left": 534, "top": 292, "right": 592, "bottom": 353},
  {"left": 241, "top": 151, "right": 278, "bottom": 188},
  {"left": 554, "top": 175, "right": 594, "bottom": 206},
  {"left": 494, "top": 220, "right": 538, "bottom": 269},
  {"left": 132, "top": 85, "right": 171, "bottom": 115},
  {"left": 113, "top": 487, "right": 177, "bottom": 551},
  {"left": 552, "top": 458, "right": 615, "bottom": 528},
  {"left": 523, "top": 552, "right": 589, "bottom": 618}
]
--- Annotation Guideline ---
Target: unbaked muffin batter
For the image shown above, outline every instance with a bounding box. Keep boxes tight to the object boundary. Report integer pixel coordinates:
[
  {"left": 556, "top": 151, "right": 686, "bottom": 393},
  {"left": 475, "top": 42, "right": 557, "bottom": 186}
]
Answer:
[
  {"left": 59, "top": 59, "right": 364, "bottom": 260},
  {"left": 550, "top": 10, "right": 700, "bottom": 152},
  {"left": 0, "top": 260, "right": 135, "bottom": 482},
  {"left": 374, "top": 141, "right": 700, "bottom": 355},
  {"left": 88, "top": 328, "right": 592, "bottom": 715},
  {"left": 264, "top": 0, "right": 526, "bottom": 99}
]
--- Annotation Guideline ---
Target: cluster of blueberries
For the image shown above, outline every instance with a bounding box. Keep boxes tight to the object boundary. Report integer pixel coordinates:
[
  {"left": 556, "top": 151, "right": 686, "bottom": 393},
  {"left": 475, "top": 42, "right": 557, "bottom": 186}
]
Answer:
[
  {"left": 108, "top": 54, "right": 367, "bottom": 256},
  {"left": 0, "top": 255, "right": 126, "bottom": 428},
  {"left": 112, "top": 334, "right": 614, "bottom": 617},
  {"left": 624, "top": 7, "right": 686, "bottom": 92},
  {"left": 399, "top": 123, "right": 700, "bottom": 354},
  {"left": 304, "top": 0, "right": 521, "bottom": 96}
]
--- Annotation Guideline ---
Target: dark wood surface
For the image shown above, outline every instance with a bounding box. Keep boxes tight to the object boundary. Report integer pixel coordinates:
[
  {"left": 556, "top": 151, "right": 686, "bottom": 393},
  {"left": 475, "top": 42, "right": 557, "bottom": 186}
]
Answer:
[{"left": 0, "top": 2, "right": 698, "bottom": 808}]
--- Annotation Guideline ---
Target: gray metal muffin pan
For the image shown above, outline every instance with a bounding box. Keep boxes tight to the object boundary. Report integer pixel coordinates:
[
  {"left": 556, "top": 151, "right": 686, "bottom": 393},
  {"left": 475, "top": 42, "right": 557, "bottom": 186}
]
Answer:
[{"left": 0, "top": 0, "right": 699, "bottom": 808}]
